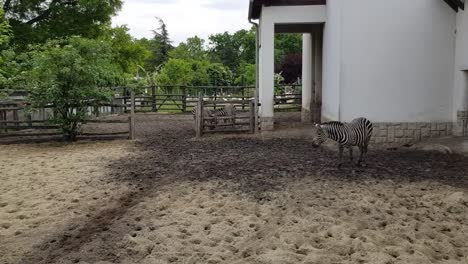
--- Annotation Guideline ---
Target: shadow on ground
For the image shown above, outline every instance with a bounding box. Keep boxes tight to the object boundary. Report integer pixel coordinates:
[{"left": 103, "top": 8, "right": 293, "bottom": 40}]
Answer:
[{"left": 20, "top": 114, "right": 468, "bottom": 264}]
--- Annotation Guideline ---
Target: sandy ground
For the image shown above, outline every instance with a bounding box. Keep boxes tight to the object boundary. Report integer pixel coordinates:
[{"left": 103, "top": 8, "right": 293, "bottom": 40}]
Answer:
[{"left": 1, "top": 113, "right": 468, "bottom": 264}]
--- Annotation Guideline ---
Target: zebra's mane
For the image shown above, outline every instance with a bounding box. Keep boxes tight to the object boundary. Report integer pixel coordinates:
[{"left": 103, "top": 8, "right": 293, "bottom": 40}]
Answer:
[{"left": 321, "top": 121, "right": 344, "bottom": 126}]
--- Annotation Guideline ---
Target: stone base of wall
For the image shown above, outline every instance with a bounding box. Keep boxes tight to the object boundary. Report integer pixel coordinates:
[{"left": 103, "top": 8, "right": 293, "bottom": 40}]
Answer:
[
  {"left": 454, "top": 111, "right": 468, "bottom": 137},
  {"left": 301, "top": 108, "right": 312, "bottom": 123},
  {"left": 301, "top": 105, "right": 321, "bottom": 124},
  {"left": 311, "top": 105, "right": 321, "bottom": 124},
  {"left": 370, "top": 122, "right": 453, "bottom": 144}
]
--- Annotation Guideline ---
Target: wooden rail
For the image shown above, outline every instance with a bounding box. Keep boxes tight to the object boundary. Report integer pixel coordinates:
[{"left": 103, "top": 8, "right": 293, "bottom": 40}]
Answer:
[
  {"left": 0, "top": 94, "right": 136, "bottom": 141},
  {"left": 111, "top": 84, "right": 299, "bottom": 113},
  {"left": 195, "top": 95, "right": 257, "bottom": 137}
]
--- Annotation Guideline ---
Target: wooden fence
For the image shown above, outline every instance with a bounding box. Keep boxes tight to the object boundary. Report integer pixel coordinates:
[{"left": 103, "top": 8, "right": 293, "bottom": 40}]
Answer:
[
  {"left": 0, "top": 93, "right": 136, "bottom": 140},
  {"left": 114, "top": 85, "right": 301, "bottom": 113},
  {"left": 195, "top": 95, "right": 256, "bottom": 137}
]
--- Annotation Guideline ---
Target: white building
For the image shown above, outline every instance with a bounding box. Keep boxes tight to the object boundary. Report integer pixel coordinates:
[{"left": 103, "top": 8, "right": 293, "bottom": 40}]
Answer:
[{"left": 248, "top": 0, "right": 468, "bottom": 142}]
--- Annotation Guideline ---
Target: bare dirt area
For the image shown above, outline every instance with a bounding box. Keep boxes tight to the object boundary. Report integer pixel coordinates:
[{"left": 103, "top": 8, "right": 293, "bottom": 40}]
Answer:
[{"left": 1, "top": 113, "right": 468, "bottom": 264}]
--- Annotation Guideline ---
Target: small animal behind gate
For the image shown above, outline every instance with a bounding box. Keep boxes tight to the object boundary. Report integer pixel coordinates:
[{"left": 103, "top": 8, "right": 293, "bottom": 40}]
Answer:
[
  {"left": 211, "top": 104, "right": 237, "bottom": 126},
  {"left": 191, "top": 107, "right": 215, "bottom": 129},
  {"left": 312, "top": 117, "right": 373, "bottom": 168}
]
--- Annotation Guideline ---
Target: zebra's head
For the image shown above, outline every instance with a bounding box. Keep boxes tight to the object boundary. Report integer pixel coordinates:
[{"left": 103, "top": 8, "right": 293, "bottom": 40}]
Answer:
[{"left": 312, "top": 123, "right": 327, "bottom": 148}]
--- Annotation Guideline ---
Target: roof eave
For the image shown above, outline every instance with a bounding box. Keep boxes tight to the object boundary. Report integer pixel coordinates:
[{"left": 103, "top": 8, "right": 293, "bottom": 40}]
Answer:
[
  {"left": 443, "top": 0, "right": 465, "bottom": 12},
  {"left": 248, "top": 0, "right": 261, "bottom": 20}
]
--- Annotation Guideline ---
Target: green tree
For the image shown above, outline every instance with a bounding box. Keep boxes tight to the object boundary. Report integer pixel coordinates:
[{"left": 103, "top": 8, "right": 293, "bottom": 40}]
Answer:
[
  {"left": 147, "top": 17, "right": 172, "bottom": 69},
  {"left": 155, "top": 58, "right": 219, "bottom": 87},
  {"left": 169, "top": 36, "right": 207, "bottom": 61},
  {"left": 156, "top": 58, "right": 192, "bottom": 87},
  {"left": 235, "top": 28, "right": 256, "bottom": 65},
  {"left": 189, "top": 60, "right": 210, "bottom": 86},
  {"left": 3, "top": 0, "right": 122, "bottom": 48},
  {"left": 26, "top": 37, "right": 119, "bottom": 141},
  {"left": 207, "top": 28, "right": 256, "bottom": 75},
  {"left": 102, "top": 26, "right": 150, "bottom": 78},
  {"left": 208, "top": 32, "right": 241, "bottom": 73},
  {"left": 0, "top": 8, "right": 11, "bottom": 49},
  {"left": 0, "top": 7, "right": 16, "bottom": 96},
  {"left": 135, "top": 37, "right": 155, "bottom": 71},
  {"left": 207, "top": 63, "right": 233, "bottom": 86},
  {"left": 235, "top": 63, "right": 255, "bottom": 86},
  {"left": 275, "top": 33, "right": 302, "bottom": 71}
]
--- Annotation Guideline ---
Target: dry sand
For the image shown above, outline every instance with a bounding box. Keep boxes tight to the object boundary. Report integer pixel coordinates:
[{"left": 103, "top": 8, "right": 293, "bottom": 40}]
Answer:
[{"left": 0, "top": 113, "right": 467, "bottom": 264}]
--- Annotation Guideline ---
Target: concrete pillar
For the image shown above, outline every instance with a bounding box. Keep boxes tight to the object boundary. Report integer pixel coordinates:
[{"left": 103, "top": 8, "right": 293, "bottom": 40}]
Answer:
[
  {"left": 454, "top": 71, "right": 468, "bottom": 136},
  {"left": 259, "top": 19, "right": 275, "bottom": 130},
  {"left": 313, "top": 31, "right": 323, "bottom": 123},
  {"left": 453, "top": 9, "right": 468, "bottom": 136},
  {"left": 301, "top": 33, "right": 313, "bottom": 123}
]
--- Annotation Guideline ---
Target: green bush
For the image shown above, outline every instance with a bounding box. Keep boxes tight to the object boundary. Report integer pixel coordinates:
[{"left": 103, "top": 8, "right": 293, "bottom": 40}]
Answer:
[{"left": 26, "top": 37, "right": 119, "bottom": 141}]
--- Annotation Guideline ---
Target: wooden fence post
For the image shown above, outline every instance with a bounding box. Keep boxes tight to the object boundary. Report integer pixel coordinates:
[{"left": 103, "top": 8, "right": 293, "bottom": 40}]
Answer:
[
  {"left": 182, "top": 85, "right": 187, "bottom": 112},
  {"left": 242, "top": 87, "right": 246, "bottom": 110},
  {"left": 129, "top": 91, "right": 136, "bottom": 140},
  {"left": 213, "top": 88, "right": 217, "bottom": 110},
  {"left": 151, "top": 85, "right": 157, "bottom": 112},
  {"left": 94, "top": 105, "right": 100, "bottom": 118},
  {"left": 0, "top": 110, "right": 5, "bottom": 132},
  {"left": 111, "top": 100, "right": 115, "bottom": 115},
  {"left": 13, "top": 109, "right": 19, "bottom": 129},
  {"left": 249, "top": 100, "right": 255, "bottom": 134},
  {"left": 27, "top": 112, "right": 32, "bottom": 127},
  {"left": 195, "top": 95, "right": 203, "bottom": 138},
  {"left": 124, "top": 87, "right": 127, "bottom": 113}
]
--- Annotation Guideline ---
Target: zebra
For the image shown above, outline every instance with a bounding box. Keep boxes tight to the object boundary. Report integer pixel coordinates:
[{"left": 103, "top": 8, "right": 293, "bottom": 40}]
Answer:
[
  {"left": 191, "top": 107, "right": 216, "bottom": 129},
  {"left": 211, "top": 104, "right": 237, "bottom": 126},
  {"left": 312, "top": 117, "right": 373, "bottom": 167},
  {"left": 191, "top": 107, "right": 213, "bottom": 119}
]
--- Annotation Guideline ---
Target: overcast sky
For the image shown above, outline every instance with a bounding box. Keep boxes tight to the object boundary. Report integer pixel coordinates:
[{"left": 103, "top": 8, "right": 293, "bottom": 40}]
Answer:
[{"left": 112, "top": 0, "right": 252, "bottom": 45}]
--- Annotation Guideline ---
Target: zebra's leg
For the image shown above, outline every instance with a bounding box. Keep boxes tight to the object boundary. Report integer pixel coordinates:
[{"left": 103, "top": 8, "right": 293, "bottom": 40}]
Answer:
[
  {"left": 357, "top": 146, "right": 364, "bottom": 167},
  {"left": 209, "top": 118, "right": 215, "bottom": 130},
  {"left": 361, "top": 143, "right": 369, "bottom": 167},
  {"left": 349, "top": 147, "right": 354, "bottom": 162},
  {"left": 338, "top": 145, "right": 344, "bottom": 168}
]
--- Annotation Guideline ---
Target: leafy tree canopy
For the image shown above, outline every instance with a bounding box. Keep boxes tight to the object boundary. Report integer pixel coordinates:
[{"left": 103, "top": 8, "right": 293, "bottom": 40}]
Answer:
[
  {"left": 0, "top": 8, "right": 12, "bottom": 49},
  {"left": 235, "top": 63, "right": 256, "bottom": 86},
  {"left": 169, "top": 36, "right": 207, "bottom": 61},
  {"left": 145, "top": 17, "right": 172, "bottom": 69},
  {"left": 275, "top": 33, "right": 302, "bottom": 71},
  {"left": 156, "top": 58, "right": 193, "bottom": 87},
  {"left": 3, "top": 0, "right": 122, "bottom": 48},
  {"left": 101, "top": 25, "right": 150, "bottom": 78}
]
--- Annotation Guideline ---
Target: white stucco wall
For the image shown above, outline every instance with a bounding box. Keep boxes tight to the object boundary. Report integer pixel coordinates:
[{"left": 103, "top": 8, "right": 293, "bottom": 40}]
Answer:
[
  {"left": 258, "top": 0, "right": 459, "bottom": 125},
  {"left": 302, "top": 33, "right": 313, "bottom": 113},
  {"left": 454, "top": 9, "right": 468, "bottom": 114},
  {"left": 336, "top": 0, "right": 457, "bottom": 122},
  {"left": 321, "top": 0, "right": 342, "bottom": 121}
]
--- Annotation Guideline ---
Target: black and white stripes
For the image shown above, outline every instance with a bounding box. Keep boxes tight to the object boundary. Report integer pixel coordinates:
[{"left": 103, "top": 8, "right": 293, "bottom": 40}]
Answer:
[
  {"left": 211, "top": 104, "right": 237, "bottom": 125},
  {"left": 313, "top": 117, "right": 373, "bottom": 167},
  {"left": 191, "top": 104, "right": 237, "bottom": 127}
]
